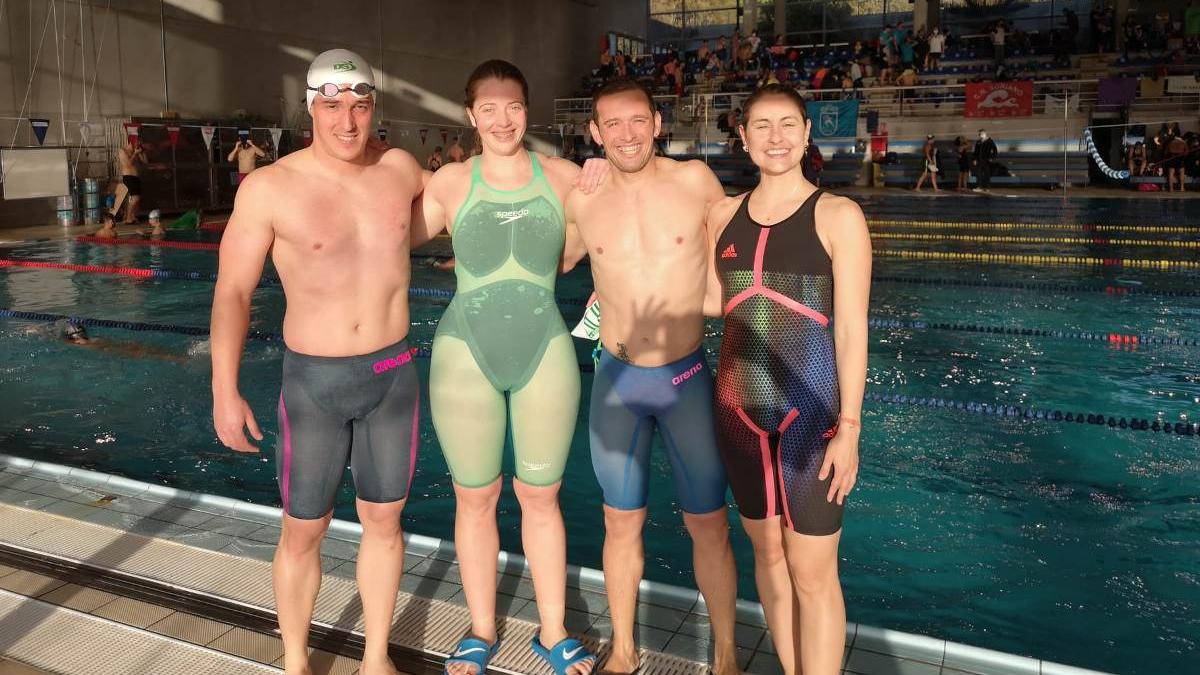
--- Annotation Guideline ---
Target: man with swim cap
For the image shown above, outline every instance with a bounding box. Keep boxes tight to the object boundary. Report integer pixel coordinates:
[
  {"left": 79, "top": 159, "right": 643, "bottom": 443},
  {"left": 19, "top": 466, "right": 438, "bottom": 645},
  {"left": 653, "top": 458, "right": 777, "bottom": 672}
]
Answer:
[
  {"left": 562, "top": 78, "right": 740, "bottom": 675},
  {"left": 212, "top": 48, "right": 426, "bottom": 675}
]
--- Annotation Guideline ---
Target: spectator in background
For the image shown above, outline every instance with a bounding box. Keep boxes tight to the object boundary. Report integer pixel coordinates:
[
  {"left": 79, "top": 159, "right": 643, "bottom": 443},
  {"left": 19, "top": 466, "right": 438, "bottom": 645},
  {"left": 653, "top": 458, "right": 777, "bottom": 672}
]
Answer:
[
  {"left": 1128, "top": 141, "right": 1148, "bottom": 177},
  {"left": 705, "top": 52, "right": 722, "bottom": 79},
  {"left": 698, "top": 39, "right": 710, "bottom": 63},
  {"left": 598, "top": 49, "right": 614, "bottom": 80},
  {"left": 956, "top": 136, "right": 971, "bottom": 190},
  {"left": 227, "top": 137, "right": 265, "bottom": 186},
  {"left": 1187, "top": 1, "right": 1200, "bottom": 39},
  {"left": 1064, "top": 8, "right": 1080, "bottom": 50},
  {"left": 897, "top": 66, "right": 918, "bottom": 87},
  {"left": 973, "top": 128, "right": 998, "bottom": 192},
  {"left": 724, "top": 108, "right": 741, "bottom": 152},
  {"left": 801, "top": 140, "right": 823, "bottom": 185},
  {"left": 770, "top": 34, "right": 786, "bottom": 64},
  {"left": 926, "top": 26, "right": 945, "bottom": 71},
  {"left": 991, "top": 21, "right": 1007, "bottom": 67},
  {"left": 615, "top": 51, "right": 629, "bottom": 78},
  {"left": 849, "top": 58, "right": 864, "bottom": 88},
  {"left": 1165, "top": 129, "right": 1189, "bottom": 192},
  {"left": 748, "top": 29, "right": 762, "bottom": 54},
  {"left": 448, "top": 137, "right": 465, "bottom": 163},
  {"left": 426, "top": 145, "right": 444, "bottom": 171},
  {"left": 115, "top": 139, "right": 147, "bottom": 225},
  {"left": 880, "top": 24, "right": 897, "bottom": 66},
  {"left": 914, "top": 134, "right": 940, "bottom": 192},
  {"left": 757, "top": 66, "right": 780, "bottom": 88},
  {"left": 716, "top": 35, "right": 729, "bottom": 65},
  {"left": 900, "top": 33, "right": 916, "bottom": 69}
]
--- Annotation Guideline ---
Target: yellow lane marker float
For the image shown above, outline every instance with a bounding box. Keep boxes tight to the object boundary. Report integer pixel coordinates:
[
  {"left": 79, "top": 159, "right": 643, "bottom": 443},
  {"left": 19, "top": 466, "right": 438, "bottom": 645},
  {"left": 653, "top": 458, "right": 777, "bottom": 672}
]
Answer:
[
  {"left": 871, "top": 232, "right": 1200, "bottom": 249},
  {"left": 868, "top": 219, "right": 1197, "bottom": 235},
  {"left": 873, "top": 249, "right": 1200, "bottom": 269}
]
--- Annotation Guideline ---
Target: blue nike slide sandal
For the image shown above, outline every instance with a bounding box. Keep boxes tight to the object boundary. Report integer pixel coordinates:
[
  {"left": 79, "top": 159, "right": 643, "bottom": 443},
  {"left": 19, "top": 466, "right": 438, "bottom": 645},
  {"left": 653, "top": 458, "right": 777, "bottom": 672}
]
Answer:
[
  {"left": 444, "top": 635, "right": 500, "bottom": 674},
  {"left": 531, "top": 634, "right": 596, "bottom": 675}
]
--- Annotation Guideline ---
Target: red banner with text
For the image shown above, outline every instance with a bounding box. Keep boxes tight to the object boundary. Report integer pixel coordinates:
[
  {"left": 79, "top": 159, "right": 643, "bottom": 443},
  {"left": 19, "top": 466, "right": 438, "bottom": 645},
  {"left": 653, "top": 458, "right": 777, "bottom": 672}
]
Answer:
[{"left": 964, "top": 81, "right": 1033, "bottom": 118}]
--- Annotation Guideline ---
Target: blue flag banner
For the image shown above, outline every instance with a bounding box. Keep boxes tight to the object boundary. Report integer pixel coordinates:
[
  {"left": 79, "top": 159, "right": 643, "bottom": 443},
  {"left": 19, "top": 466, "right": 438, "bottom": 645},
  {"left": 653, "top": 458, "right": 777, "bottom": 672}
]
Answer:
[
  {"left": 30, "top": 118, "right": 50, "bottom": 145},
  {"left": 805, "top": 100, "right": 858, "bottom": 138}
]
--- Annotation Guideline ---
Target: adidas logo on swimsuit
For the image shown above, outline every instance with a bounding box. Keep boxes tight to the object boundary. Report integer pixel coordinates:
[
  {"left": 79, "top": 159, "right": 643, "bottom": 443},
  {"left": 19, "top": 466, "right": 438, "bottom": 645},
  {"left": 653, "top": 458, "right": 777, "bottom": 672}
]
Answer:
[
  {"left": 720, "top": 243, "right": 738, "bottom": 259},
  {"left": 672, "top": 361, "right": 705, "bottom": 386}
]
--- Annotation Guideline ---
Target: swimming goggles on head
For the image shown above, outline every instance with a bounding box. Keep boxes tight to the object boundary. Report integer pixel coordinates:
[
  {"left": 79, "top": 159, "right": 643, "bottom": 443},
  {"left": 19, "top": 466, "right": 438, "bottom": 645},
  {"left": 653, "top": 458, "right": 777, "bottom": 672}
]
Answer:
[{"left": 306, "top": 83, "right": 376, "bottom": 98}]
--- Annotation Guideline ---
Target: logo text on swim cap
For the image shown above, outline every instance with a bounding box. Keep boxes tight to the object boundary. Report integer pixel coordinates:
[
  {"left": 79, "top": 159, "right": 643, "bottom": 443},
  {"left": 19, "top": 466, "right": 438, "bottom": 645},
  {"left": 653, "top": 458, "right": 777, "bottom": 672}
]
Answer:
[
  {"left": 372, "top": 349, "right": 414, "bottom": 375},
  {"left": 672, "top": 361, "right": 704, "bottom": 386},
  {"left": 333, "top": 61, "right": 357, "bottom": 72}
]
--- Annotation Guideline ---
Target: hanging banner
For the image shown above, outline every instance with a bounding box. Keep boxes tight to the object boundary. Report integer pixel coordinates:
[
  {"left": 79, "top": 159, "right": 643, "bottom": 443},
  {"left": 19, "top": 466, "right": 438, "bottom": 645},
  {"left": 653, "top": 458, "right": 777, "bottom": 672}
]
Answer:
[
  {"left": 804, "top": 100, "right": 858, "bottom": 138},
  {"left": 269, "top": 127, "right": 283, "bottom": 157},
  {"left": 964, "top": 81, "right": 1033, "bottom": 118},
  {"left": 166, "top": 125, "right": 181, "bottom": 147},
  {"left": 419, "top": 128, "right": 428, "bottom": 145},
  {"left": 1165, "top": 76, "right": 1200, "bottom": 95},
  {"left": 440, "top": 129, "right": 448, "bottom": 145},
  {"left": 1044, "top": 93, "right": 1080, "bottom": 114},
  {"left": 1097, "top": 77, "right": 1138, "bottom": 107},
  {"left": 29, "top": 118, "right": 50, "bottom": 146},
  {"left": 377, "top": 127, "right": 388, "bottom": 142},
  {"left": 122, "top": 121, "right": 141, "bottom": 146},
  {"left": 200, "top": 125, "right": 216, "bottom": 151},
  {"left": 301, "top": 129, "right": 313, "bottom": 147}
]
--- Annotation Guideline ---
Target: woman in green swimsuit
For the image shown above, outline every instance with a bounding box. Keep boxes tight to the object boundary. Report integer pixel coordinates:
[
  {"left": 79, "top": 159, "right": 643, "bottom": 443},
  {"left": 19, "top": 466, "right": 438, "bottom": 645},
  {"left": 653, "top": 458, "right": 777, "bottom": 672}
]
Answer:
[{"left": 415, "top": 61, "right": 595, "bottom": 675}]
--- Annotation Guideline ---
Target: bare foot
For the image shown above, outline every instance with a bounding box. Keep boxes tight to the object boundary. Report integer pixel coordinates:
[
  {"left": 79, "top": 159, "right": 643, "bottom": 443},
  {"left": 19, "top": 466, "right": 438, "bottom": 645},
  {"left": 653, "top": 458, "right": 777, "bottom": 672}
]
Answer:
[
  {"left": 359, "top": 655, "right": 400, "bottom": 675},
  {"left": 599, "top": 643, "right": 640, "bottom": 675},
  {"left": 710, "top": 651, "right": 742, "bottom": 675},
  {"left": 282, "top": 665, "right": 312, "bottom": 675}
]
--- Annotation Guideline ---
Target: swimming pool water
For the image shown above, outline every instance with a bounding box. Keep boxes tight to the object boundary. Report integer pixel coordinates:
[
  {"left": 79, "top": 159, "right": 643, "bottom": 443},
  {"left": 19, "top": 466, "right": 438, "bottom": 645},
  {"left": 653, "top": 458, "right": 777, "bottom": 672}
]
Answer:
[{"left": 0, "top": 198, "right": 1197, "bottom": 674}]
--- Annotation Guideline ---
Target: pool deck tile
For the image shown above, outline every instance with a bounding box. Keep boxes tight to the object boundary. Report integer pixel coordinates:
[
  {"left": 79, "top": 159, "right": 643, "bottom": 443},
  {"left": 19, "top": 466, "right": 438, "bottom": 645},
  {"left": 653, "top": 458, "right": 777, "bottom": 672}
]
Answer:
[{"left": 0, "top": 460, "right": 1114, "bottom": 675}]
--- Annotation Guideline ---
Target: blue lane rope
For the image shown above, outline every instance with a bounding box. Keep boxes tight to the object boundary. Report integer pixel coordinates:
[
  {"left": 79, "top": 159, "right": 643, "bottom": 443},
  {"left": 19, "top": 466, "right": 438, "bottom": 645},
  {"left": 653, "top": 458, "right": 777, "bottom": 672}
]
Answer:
[
  {"left": 9, "top": 258, "right": 1198, "bottom": 300},
  {"left": 1, "top": 309, "right": 1194, "bottom": 438},
  {"left": 864, "top": 391, "right": 1196, "bottom": 436}
]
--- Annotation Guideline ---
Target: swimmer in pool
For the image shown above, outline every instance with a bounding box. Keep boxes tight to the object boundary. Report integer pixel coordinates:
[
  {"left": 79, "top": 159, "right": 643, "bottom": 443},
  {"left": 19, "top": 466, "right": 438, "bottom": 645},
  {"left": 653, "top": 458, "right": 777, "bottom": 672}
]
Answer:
[
  {"left": 705, "top": 84, "right": 869, "bottom": 675},
  {"left": 93, "top": 212, "right": 117, "bottom": 239},
  {"left": 560, "top": 78, "right": 740, "bottom": 675},
  {"left": 56, "top": 321, "right": 187, "bottom": 363},
  {"left": 413, "top": 60, "right": 607, "bottom": 675},
  {"left": 211, "top": 49, "right": 427, "bottom": 675}
]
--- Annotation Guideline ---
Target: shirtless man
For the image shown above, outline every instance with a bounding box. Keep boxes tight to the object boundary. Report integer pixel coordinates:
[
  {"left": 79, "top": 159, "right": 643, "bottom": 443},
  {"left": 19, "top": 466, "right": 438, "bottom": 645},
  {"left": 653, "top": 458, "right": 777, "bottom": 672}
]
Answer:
[
  {"left": 211, "top": 49, "right": 425, "bottom": 675},
  {"left": 447, "top": 138, "right": 465, "bottom": 163},
  {"left": 227, "top": 138, "right": 267, "bottom": 185},
  {"left": 562, "top": 78, "right": 740, "bottom": 675},
  {"left": 116, "top": 140, "right": 147, "bottom": 224}
]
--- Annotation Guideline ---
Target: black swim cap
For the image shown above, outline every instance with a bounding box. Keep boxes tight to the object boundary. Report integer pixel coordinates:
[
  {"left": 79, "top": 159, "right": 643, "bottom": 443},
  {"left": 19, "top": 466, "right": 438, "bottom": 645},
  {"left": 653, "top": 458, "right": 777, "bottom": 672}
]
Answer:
[{"left": 64, "top": 322, "right": 89, "bottom": 341}]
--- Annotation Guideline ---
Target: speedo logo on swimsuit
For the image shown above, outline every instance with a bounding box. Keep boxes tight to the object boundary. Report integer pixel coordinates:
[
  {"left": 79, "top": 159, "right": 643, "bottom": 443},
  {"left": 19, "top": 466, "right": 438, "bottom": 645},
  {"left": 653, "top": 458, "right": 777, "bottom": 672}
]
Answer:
[
  {"left": 672, "top": 361, "right": 705, "bottom": 386},
  {"left": 332, "top": 61, "right": 357, "bottom": 72},
  {"left": 720, "top": 244, "right": 738, "bottom": 259},
  {"left": 494, "top": 208, "right": 529, "bottom": 225},
  {"left": 372, "top": 349, "right": 415, "bottom": 375}
]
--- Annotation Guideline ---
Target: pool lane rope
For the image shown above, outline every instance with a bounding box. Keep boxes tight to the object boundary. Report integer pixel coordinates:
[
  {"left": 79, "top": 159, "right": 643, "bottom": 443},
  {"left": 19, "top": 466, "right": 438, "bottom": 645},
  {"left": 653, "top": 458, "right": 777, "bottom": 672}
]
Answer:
[
  {"left": 869, "top": 220, "right": 1197, "bottom": 235},
  {"left": 875, "top": 248, "right": 1200, "bottom": 270},
  {"left": 0, "top": 308, "right": 1193, "bottom": 438},
  {"left": 73, "top": 236, "right": 1200, "bottom": 270},
  {"left": 6, "top": 258, "right": 1198, "bottom": 300},
  {"left": 871, "top": 232, "right": 1200, "bottom": 249}
]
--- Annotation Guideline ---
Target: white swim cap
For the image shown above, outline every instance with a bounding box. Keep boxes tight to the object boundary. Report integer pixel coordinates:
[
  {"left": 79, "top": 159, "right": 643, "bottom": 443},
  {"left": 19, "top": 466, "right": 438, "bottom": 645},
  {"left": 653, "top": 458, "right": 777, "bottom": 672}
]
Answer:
[{"left": 306, "top": 49, "right": 376, "bottom": 110}]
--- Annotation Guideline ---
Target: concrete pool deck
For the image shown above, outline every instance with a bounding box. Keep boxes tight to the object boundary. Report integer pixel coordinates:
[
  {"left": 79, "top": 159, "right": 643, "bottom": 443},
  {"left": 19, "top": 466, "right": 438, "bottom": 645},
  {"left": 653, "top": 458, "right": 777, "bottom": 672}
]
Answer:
[{"left": 0, "top": 454, "right": 1108, "bottom": 675}]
